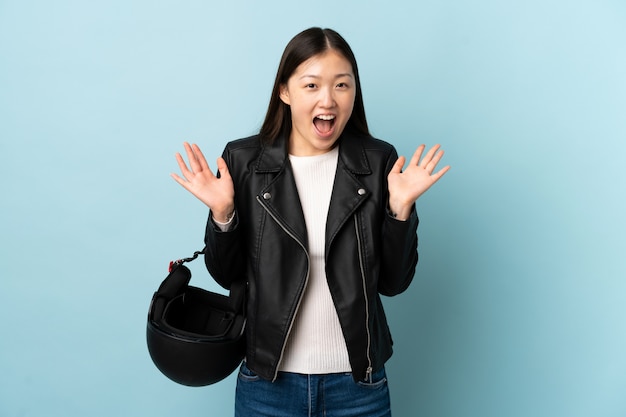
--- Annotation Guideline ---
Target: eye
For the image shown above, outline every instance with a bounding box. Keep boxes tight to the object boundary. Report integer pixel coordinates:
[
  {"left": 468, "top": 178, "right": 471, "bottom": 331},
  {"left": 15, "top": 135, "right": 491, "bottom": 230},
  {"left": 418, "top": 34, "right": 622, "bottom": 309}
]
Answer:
[
  {"left": 336, "top": 82, "right": 350, "bottom": 89},
  {"left": 305, "top": 83, "right": 317, "bottom": 89}
]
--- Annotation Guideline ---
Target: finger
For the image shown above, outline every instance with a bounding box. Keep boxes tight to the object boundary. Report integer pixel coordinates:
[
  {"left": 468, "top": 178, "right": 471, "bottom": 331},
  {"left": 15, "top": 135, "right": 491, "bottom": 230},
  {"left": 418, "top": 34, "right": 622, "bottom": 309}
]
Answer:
[
  {"left": 175, "top": 152, "right": 193, "bottom": 178},
  {"left": 216, "top": 157, "right": 231, "bottom": 179},
  {"left": 390, "top": 155, "right": 406, "bottom": 174},
  {"left": 430, "top": 165, "right": 451, "bottom": 183},
  {"left": 425, "top": 149, "right": 445, "bottom": 173},
  {"left": 183, "top": 142, "right": 203, "bottom": 174},
  {"left": 409, "top": 145, "right": 425, "bottom": 166},
  {"left": 419, "top": 144, "right": 441, "bottom": 168},
  {"left": 192, "top": 143, "right": 212, "bottom": 172},
  {"left": 170, "top": 172, "right": 191, "bottom": 189}
]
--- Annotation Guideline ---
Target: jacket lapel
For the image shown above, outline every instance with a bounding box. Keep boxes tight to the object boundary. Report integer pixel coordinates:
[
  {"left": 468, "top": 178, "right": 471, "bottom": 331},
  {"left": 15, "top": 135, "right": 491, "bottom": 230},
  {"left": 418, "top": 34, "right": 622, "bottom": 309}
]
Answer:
[
  {"left": 255, "top": 135, "right": 308, "bottom": 247},
  {"left": 325, "top": 134, "right": 372, "bottom": 253}
]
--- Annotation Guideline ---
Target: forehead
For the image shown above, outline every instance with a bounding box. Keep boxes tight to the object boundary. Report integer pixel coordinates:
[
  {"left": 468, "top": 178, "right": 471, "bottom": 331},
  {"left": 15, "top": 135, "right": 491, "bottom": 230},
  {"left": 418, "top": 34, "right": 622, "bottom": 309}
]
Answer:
[{"left": 292, "top": 49, "right": 354, "bottom": 78}]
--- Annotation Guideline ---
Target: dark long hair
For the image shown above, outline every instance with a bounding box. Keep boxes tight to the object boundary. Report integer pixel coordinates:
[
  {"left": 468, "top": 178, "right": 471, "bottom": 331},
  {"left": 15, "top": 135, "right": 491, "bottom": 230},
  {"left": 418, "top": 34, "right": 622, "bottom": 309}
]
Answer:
[{"left": 259, "top": 27, "right": 369, "bottom": 143}]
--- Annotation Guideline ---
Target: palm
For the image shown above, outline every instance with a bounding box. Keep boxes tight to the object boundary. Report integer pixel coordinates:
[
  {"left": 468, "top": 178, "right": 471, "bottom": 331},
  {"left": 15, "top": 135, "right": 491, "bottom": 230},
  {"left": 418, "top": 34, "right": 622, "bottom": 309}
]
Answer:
[
  {"left": 171, "top": 142, "right": 235, "bottom": 215},
  {"left": 387, "top": 144, "right": 450, "bottom": 215}
]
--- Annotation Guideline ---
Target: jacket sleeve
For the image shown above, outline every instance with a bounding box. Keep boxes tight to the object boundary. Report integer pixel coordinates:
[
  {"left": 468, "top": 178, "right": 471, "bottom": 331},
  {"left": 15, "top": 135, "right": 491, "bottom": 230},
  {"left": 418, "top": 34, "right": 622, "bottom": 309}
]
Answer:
[
  {"left": 203, "top": 146, "right": 246, "bottom": 289},
  {"left": 377, "top": 147, "right": 419, "bottom": 296}
]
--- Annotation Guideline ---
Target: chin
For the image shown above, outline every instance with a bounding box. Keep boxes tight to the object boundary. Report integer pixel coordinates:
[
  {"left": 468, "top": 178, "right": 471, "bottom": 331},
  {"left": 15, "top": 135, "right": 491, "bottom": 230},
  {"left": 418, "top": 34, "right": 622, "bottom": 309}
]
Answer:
[{"left": 317, "top": 137, "right": 340, "bottom": 150}]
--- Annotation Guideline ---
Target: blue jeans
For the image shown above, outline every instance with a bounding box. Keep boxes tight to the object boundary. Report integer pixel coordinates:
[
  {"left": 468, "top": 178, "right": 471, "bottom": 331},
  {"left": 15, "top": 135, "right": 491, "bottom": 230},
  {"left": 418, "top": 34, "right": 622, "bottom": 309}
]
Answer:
[{"left": 235, "top": 362, "right": 391, "bottom": 417}]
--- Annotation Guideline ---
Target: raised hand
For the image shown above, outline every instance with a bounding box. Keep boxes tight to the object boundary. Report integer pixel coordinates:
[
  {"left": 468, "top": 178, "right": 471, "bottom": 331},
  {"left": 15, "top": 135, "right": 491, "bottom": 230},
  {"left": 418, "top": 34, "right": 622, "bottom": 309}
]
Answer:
[
  {"left": 171, "top": 142, "right": 235, "bottom": 222},
  {"left": 387, "top": 144, "right": 450, "bottom": 220}
]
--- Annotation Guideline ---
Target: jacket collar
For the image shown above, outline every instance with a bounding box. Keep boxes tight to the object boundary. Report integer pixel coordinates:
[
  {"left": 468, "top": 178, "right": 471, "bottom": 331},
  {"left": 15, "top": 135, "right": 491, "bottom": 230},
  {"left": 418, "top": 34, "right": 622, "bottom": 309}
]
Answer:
[
  {"left": 254, "top": 130, "right": 374, "bottom": 251},
  {"left": 255, "top": 131, "right": 372, "bottom": 175}
]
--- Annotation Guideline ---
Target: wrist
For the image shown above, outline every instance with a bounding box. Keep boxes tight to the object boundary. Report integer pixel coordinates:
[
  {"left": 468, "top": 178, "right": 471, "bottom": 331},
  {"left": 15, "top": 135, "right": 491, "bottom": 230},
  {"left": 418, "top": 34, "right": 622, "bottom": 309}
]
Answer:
[
  {"left": 212, "top": 205, "right": 235, "bottom": 224},
  {"left": 388, "top": 200, "right": 412, "bottom": 221}
]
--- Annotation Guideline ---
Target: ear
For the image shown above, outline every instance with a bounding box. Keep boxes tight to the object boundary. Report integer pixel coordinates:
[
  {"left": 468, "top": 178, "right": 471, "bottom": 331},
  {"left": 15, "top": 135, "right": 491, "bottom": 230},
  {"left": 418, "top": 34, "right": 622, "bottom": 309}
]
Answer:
[{"left": 279, "top": 84, "right": 290, "bottom": 105}]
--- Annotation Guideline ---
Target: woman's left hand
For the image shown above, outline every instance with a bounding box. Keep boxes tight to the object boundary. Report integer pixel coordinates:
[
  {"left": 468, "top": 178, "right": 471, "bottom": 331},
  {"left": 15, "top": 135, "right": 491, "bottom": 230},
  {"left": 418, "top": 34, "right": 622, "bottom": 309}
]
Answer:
[{"left": 387, "top": 144, "right": 450, "bottom": 220}]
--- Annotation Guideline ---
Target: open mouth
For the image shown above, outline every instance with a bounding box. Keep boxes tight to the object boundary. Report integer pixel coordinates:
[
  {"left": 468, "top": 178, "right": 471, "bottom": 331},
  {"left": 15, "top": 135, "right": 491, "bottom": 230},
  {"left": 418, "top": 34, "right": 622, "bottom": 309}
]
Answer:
[{"left": 313, "top": 114, "right": 336, "bottom": 135}]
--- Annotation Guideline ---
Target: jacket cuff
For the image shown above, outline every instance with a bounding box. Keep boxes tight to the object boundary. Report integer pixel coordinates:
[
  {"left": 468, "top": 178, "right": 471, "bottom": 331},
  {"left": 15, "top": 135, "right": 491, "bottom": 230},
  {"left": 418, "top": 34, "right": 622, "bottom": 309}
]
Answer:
[{"left": 210, "top": 210, "right": 238, "bottom": 232}]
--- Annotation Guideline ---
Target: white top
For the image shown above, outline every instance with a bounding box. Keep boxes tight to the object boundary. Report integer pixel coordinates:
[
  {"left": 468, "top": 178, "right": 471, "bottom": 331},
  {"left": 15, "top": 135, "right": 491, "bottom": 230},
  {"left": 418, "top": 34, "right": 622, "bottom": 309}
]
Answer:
[{"left": 279, "top": 146, "right": 352, "bottom": 374}]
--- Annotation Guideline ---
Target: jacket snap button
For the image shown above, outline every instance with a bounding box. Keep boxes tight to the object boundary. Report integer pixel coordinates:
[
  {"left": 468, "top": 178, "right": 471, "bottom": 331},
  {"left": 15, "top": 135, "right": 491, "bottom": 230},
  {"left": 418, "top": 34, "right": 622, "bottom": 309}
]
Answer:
[
  {"left": 263, "top": 192, "right": 272, "bottom": 200},
  {"left": 357, "top": 188, "right": 366, "bottom": 195}
]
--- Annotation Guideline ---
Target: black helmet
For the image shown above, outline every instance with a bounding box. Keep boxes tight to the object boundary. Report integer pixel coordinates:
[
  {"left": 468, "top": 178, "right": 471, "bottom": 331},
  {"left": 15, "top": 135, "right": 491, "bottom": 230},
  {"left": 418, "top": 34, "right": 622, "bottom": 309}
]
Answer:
[{"left": 146, "top": 253, "right": 246, "bottom": 386}]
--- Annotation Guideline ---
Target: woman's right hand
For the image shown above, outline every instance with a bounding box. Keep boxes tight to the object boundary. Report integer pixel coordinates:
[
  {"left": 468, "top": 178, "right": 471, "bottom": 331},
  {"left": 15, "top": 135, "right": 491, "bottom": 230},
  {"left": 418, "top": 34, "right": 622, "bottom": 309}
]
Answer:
[{"left": 171, "top": 142, "right": 235, "bottom": 222}]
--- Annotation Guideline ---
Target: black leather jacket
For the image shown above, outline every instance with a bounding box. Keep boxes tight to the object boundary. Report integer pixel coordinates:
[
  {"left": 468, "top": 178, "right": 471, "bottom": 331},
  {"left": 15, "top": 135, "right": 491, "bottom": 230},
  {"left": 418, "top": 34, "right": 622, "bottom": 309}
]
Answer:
[{"left": 204, "top": 132, "right": 419, "bottom": 382}]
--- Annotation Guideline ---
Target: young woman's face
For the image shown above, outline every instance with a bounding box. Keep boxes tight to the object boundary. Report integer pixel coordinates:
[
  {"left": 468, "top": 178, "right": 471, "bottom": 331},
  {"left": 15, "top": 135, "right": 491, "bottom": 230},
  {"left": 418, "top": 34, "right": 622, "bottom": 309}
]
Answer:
[{"left": 280, "top": 49, "right": 356, "bottom": 156}]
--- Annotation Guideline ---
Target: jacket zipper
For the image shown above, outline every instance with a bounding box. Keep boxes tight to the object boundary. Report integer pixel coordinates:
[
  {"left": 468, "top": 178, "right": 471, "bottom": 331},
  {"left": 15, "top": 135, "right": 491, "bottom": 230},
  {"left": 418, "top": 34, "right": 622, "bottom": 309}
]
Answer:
[
  {"left": 354, "top": 215, "right": 373, "bottom": 382},
  {"left": 256, "top": 195, "right": 311, "bottom": 382}
]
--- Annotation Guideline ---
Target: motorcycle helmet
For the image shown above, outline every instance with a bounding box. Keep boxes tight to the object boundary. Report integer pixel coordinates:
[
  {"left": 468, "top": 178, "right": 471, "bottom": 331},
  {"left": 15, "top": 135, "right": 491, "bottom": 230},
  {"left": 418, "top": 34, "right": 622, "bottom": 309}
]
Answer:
[{"left": 146, "top": 253, "right": 246, "bottom": 387}]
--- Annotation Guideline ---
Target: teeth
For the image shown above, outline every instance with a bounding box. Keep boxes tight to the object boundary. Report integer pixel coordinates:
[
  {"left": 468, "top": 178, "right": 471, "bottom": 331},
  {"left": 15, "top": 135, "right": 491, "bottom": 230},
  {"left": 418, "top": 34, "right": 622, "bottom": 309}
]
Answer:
[{"left": 316, "top": 115, "right": 335, "bottom": 120}]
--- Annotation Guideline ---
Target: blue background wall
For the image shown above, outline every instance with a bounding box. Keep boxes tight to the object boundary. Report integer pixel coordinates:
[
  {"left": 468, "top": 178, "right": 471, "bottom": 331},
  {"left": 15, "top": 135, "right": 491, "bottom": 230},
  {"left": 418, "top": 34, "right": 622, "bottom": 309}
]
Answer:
[{"left": 1, "top": 1, "right": 625, "bottom": 416}]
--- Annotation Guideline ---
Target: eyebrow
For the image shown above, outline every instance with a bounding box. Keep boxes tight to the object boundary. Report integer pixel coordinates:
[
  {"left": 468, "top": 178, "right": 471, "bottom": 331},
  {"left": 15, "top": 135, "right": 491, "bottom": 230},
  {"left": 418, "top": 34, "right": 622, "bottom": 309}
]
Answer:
[{"left": 298, "top": 73, "right": 354, "bottom": 80}]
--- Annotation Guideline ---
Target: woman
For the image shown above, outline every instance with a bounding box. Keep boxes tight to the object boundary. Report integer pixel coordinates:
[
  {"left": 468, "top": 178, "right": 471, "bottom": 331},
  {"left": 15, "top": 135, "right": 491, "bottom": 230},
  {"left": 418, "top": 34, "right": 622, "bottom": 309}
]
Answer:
[{"left": 172, "top": 27, "right": 449, "bottom": 417}]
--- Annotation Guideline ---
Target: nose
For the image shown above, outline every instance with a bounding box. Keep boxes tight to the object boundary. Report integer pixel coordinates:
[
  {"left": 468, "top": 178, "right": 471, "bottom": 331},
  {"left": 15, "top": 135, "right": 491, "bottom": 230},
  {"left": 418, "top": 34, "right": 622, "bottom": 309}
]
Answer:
[{"left": 319, "top": 87, "right": 335, "bottom": 108}]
